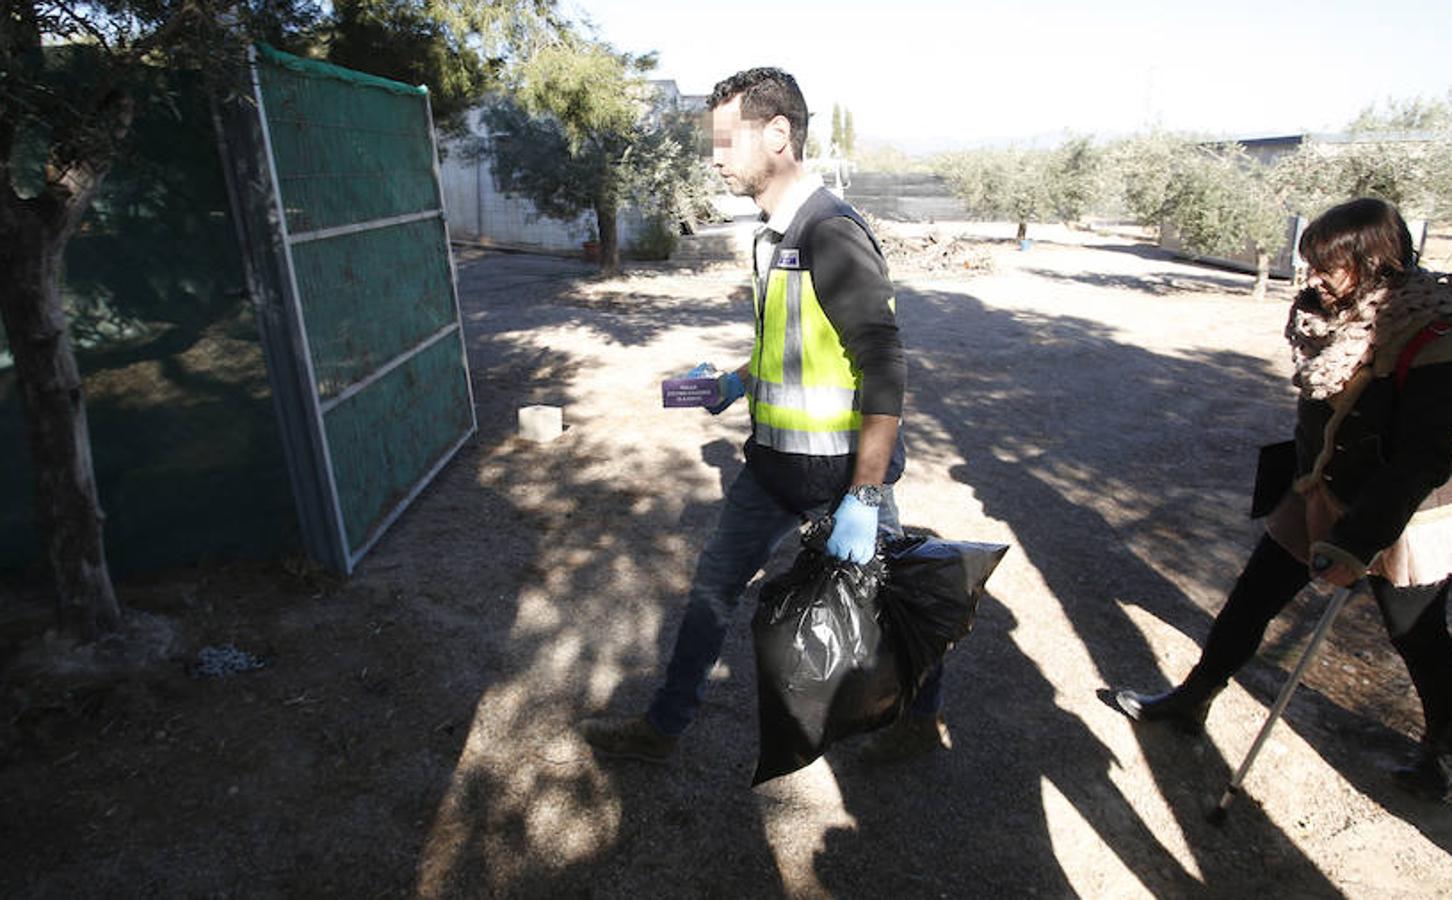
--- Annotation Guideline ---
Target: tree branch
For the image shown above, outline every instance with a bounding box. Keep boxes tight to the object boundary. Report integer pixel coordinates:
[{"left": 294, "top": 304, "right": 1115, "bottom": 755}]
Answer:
[
  {"left": 50, "top": 0, "right": 114, "bottom": 54},
  {"left": 128, "top": 2, "right": 207, "bottom": 62}
]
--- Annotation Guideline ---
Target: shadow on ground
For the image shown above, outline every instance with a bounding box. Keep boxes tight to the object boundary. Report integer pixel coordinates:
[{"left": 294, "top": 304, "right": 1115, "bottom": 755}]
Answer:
[
  {"left": 416, "top": 261, "right": 1448, "bottom": 895},
  {"left": 4, "top": 250, "right": 1448, "bottom": 898},
  {"left": 896, "top": 285, "right": 1452, "bottom": 866}
]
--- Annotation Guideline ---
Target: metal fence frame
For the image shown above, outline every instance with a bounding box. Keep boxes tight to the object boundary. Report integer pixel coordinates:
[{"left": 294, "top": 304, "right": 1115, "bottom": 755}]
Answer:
[{"left": 219, "top": 45, "right": 476, "bottom": 574}]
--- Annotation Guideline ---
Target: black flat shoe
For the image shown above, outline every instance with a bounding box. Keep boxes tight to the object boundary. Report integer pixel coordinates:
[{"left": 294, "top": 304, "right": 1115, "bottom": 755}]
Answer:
[{"left": 1112, "top": 688, "right": 1213, "bottom": 735}]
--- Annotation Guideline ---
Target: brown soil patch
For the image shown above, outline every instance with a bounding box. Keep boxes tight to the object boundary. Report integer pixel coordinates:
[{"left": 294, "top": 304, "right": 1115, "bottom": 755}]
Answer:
[{"left": 4, "top": 226, "right": 1450, "bottom": 898}]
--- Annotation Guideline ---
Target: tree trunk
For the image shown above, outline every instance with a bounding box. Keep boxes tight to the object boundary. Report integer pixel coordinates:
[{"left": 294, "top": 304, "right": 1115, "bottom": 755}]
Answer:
[
  {"left": 1252, "top": 249, "right": 1270, "bottom": 301},
  {"left": 1016, "top": 220, "right": 1028, "bottom": 241},
  {"left": 0, "top": 193, "right": 122, "bottom": 639},
  {"left": 595, "top": 200, "right": 620, "bottom": 276}
]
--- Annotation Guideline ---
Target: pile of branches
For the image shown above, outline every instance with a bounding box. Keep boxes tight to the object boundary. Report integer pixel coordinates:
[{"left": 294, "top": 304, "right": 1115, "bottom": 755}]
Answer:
[{"left": 865, "top": 216, "right": 995, "bottom": 278}]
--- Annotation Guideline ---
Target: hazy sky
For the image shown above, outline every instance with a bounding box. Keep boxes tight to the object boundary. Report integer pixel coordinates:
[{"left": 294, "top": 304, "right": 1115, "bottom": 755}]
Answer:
[{"left": 567, "top": 0, "right": 1452, "bottom": 153}]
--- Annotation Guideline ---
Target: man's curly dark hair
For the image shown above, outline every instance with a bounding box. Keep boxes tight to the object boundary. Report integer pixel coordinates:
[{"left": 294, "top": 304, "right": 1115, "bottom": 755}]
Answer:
[{"left": 707, "top": 67, "right": 808, "bottom": 161}]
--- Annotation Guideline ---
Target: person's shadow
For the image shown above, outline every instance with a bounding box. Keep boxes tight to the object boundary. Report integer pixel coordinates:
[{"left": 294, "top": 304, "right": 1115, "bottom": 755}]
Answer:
[
  {"left": 806, "top": 282, "right": 1362, "bottom": 893},
  {"left": 815, "top": 590, "right": 1245, "bottom": 895}
]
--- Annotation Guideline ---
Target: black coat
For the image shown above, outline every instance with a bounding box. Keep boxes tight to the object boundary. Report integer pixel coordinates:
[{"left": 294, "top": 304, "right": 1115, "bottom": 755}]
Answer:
[{"left": 1297, "top": 357, "right": 1452, "bottom": 566}]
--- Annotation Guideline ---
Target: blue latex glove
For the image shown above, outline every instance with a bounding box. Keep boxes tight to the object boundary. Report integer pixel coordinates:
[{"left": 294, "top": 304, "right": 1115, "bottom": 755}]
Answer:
[
  {"left": 706, "top": 370, "right": 745, "bottom": 415},
  {"left": 825, "top": 493, "right": 879, "bottom": 564}
]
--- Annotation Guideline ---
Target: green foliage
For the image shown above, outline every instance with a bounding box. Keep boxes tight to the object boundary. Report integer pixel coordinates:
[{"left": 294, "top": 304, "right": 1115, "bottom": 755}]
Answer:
[
  {"left": 1109, "top": 131, "right": 1196, "bottom": 229},
  {"left": 1046, "top": 135, "right": 1103, "bottom": 223},
  {"left": 935, "top": 138, "right": 1103, "bottom": 234},
  {"left": 244, "top": 0, "right": 327, "bottom": 53},
  {"left": 478, "top": 96, "right": 600, "bottom": 221},
  {"left": 511, "top": 40, "right": 644, "bottom": 151},
  {"left": 1273, "top": 137, "right": 1452, "bottom": 222},
  {"left": 935, "top": 147, "right": 1063, "bottom": 237},
  {"left": 1164, "top": 146, "right": 1287, "bottom": 262},
  {"left": 3, "top": 1, "right": 560, "bottom": 194},
  {"left": 622, "top": 106, "right": 715, "bottom": 226},
  {"left": 1104, "top": 133, "right": 1289, "bottom": 295},
  {"left": 323, "top": 0, "right": 562, "bottom": 137},
  {"left": 481, "top": 38, "right": 710, "bottom": 269},
  {"left": 1348, "top": 90, "right": 1452, "bottom": 133},
  {"left": 854, "top": 142, "right": 931, "bottom": 174},
  {"left": 827, "top": 105, "right": 855, "bottom": 156},
  {"left": 3, "top": 4, "right": 250, "bottom": 198},
  {"left": 629, "top": 215, "right": 677, "bottom": 260}
]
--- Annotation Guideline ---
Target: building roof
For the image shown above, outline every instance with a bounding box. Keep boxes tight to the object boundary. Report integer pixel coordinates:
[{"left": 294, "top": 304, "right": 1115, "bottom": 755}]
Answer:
[{"left": 1233, "top": 130, "right": 1445, "bottom": 149}]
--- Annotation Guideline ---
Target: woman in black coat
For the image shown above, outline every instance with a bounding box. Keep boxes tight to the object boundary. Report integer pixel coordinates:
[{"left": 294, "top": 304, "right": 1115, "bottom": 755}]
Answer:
[{"left": 1111, "top": 198, "right": 1452, "bottom": 804}]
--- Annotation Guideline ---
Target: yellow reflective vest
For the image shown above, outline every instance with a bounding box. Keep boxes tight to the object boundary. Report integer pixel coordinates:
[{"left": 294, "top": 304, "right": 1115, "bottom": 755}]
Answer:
[{"left": 748, "top": 191, "right": 891, "bottom": 456}]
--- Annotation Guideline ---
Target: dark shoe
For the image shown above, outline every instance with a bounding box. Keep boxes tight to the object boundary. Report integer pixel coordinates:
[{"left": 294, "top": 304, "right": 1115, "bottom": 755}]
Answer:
[
  {"left": 1113, "top": 687, "right": 1216, "bottom": 735},
  {"left": 578, "top": 714, "right": 677, "bottom": 763},
  {"left": 1392, "top": 751, "right": 1452, "bottom": 804},
  {"left": 860, "top": 713, "right": 952, "bottom": 764}
]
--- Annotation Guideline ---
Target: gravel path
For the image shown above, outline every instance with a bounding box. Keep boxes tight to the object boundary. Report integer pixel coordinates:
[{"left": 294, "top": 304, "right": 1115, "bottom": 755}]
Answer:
[
  {"left": 405, "top": 225, "right": 1452, "bottom": 897},
  {"left": 6, "top": 224, "right": 1449, "bottom": 898}
]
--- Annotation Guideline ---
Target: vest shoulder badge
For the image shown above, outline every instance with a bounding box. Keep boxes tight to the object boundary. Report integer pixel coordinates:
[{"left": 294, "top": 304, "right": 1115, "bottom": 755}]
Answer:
[{"left": 777, "top": 248, "right": 801, "bottom": 269}]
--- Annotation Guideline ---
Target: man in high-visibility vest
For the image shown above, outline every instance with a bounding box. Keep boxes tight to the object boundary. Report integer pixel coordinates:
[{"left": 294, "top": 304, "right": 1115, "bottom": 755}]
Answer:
[{"left": 580, "top": 67, "right": 946, "bottom": 762}]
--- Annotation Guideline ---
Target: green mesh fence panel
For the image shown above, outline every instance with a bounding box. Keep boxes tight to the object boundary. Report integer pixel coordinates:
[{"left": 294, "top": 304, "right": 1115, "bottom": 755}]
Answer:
[
  {"left": 255, "top": 46, "right": 474, "bottom": 569},
  {"left": 323, "top": 337, "right": 473, "bottom": 551},
  {"left": 289, "top": 216, "right": 456, "bottom": 400},
  {"left": 255, "top": 45, "right": 438, "bottom": 235},
  {"left": 1, "top": 62, "right": 297, "bottom": 574}
]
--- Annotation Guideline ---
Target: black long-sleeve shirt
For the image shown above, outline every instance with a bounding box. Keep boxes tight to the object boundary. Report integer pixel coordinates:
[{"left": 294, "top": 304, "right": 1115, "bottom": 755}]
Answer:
[{"left": 809, "top": 217, "right": 906, "bottom": 417}]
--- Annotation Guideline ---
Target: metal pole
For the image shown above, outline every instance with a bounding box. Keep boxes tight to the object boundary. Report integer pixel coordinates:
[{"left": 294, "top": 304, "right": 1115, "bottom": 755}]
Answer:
[{"left": 1208, "top": 581, "right": 1358, "bottom": 823}]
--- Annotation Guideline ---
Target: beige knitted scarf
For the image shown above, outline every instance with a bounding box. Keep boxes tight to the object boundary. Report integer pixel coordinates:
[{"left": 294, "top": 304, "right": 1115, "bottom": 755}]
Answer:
[{"left": 1287, "top": 269, "right": 1452, "bottom": 400}]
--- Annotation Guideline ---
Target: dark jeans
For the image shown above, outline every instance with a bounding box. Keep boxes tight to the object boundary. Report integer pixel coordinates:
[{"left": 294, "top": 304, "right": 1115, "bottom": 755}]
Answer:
[
  {"left": 1188, "top": 534, "right": 1452, "bottom": 749},
  {"left": 647, "top": 464, "right": 917, "bottom": 736}
]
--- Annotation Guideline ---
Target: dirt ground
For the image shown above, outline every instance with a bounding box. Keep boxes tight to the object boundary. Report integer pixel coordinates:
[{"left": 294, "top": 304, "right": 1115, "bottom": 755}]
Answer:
[{"left": 3, "top": 221, "right": 1451, "bottom": 898}]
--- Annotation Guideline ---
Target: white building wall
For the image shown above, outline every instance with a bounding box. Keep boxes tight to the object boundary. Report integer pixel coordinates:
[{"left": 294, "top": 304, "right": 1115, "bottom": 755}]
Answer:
[{"left": 439, "top": 116, "right": 644, "bottom": 254}]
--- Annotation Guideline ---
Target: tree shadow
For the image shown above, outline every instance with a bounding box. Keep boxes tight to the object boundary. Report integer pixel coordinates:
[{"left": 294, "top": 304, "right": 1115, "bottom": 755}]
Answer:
[
  {"left": 413, "top": 258, "right": 1447, "bottom": 896},
  {"left": 457, "top": 252, "right": 753, "bottom": 351},
  {"left": 896, "top": 282, "right": 1450, "bottom": 863},
  {"left": 1086, "top": 239, "right": 1187, "bottom": 263},
  {"left": 1018, "top": 266, "right": 1261, "bottom": 297},
  {"left": 815, "top": 594, "right": 1221, "bottom": 896},
  {"left": 404, "top": 411, "right": 791, "bottom": 894},
  {"left": 15, "top": 246, "right": 1447, "bottom": 897}
]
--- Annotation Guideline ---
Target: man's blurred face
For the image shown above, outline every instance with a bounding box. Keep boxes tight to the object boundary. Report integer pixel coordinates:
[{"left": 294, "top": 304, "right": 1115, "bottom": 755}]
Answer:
[{"left": 711, "top": 95, "right": 770, "bottom": 199}]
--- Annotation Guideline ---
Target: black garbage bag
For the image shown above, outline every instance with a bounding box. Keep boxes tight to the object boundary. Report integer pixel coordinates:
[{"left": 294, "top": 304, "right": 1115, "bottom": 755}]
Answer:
[
  {"left": 751, "top": 524, "right": 901, "bottom": 786},
  {"left": 878, "top": 535, "right": 1009, "bottom": 703}
]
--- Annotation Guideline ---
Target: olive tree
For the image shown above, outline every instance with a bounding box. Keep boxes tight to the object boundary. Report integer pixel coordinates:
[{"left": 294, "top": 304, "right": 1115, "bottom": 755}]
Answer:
[
  {"left": 1166, "top": 146, "right": 1288, "bottom": 300},
  {"left": 1110, "top": 131, "right": 1195, "bottom": 236},
  {"left": 1274, "top": 135, "right": 1452, "bottom": 223},
  {"left": 481, "top": 40, "right": 710, "bottom": 273},
  {"left": 936, "top": 148, "right": 1051, "bottom": 241},
  {"left": 1046, "top": 135, "right": 1105, "bottom": 226},
  {"left": 1, "top": 0, "right": 556, "bottom": 638},
  {"left": 0, "top": 2, "right": 256, "bottom": 637}
]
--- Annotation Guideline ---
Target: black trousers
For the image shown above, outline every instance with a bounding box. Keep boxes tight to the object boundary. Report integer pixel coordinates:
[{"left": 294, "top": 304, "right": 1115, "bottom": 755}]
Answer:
[{"left": 1188, "top": 534, "right": 1452, "bottom": 750}]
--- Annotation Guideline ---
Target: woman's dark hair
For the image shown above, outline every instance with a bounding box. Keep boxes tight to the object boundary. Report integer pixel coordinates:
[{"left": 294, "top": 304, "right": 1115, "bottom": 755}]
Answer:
[
  {"left": 1298, "top": 197, "right": 1418, "bottom": 292},
  {"left": 707, "top": 67, "right": 808, "bottom": 161}
]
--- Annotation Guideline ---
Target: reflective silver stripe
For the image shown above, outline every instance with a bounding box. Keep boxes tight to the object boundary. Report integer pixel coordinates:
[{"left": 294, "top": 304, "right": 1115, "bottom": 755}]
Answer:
[
  {"left": 754, "top": 421, "right": 857, "bottom": 455},
  {"left": 783, "top": 270, "right": 803, "bottom": 388},
  {"left": 750, "top": 379, "right": 858, "bottom": 416}
]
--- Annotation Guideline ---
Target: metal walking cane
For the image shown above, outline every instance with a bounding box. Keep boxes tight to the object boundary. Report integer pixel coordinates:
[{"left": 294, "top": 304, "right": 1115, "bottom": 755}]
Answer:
[{"left": 1206, "top": 578, "right": 1362, "bottom": 825}]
